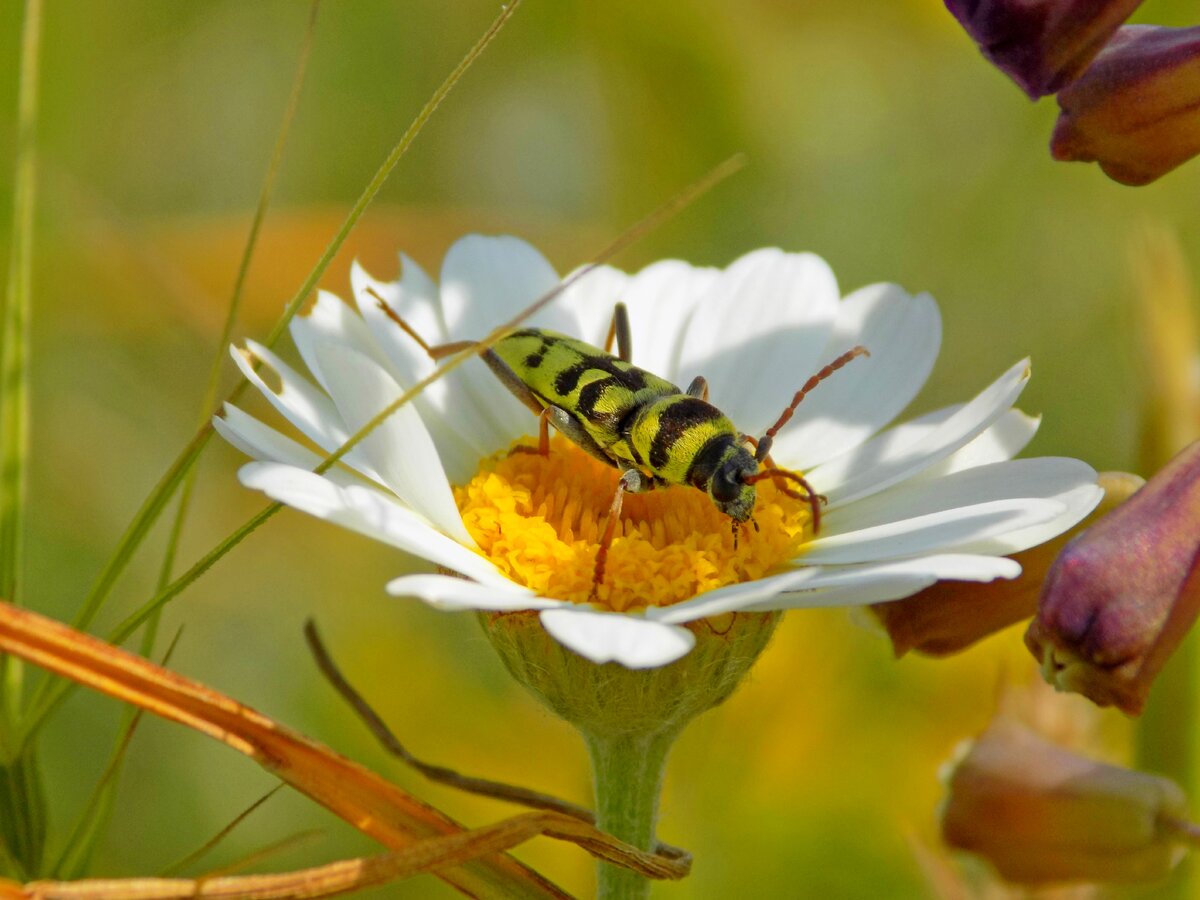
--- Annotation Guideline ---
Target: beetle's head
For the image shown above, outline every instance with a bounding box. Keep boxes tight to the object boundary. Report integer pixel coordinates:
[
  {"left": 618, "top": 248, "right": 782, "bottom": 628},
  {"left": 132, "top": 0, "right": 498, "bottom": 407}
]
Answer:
[{"left": 709, "top": 444, "right": 759, "bottom": 522}]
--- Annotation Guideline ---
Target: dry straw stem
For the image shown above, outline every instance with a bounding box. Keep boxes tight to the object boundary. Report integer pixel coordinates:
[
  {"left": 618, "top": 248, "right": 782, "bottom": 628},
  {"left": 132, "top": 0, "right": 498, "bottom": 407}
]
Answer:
[
  {"left": 0, "top": 600, "right": 690, "bottom": 896},
  {"left": 0, "top": 810, "right": 683, "bottom": 900},
  {"left": 304, "top": 621, "right": 692, "bottom": 866}
]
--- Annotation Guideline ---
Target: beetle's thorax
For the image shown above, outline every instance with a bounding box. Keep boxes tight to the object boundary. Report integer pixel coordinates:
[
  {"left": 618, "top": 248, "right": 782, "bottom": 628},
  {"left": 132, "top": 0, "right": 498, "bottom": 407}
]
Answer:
[{"left": 626, "top": 396, "right": 744, "bottom": 489}]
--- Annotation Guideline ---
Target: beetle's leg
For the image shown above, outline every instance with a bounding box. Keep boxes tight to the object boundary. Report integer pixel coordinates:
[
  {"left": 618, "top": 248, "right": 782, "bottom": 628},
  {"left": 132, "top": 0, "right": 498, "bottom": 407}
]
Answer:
[
  {"left": 366, "top": 286, "right": 476, "bottom": 359},
  {"left": 603, "top": 302, "right": 633, "bottom": 363},
  {"left": 754, "top": 345, "right": 870, "bottom": 461},
  {"left": 545, "top": 407, "right": 617, "bottom": 468},
  {"left": 481, "top": 349, "right": 544, "bottom": 416},
  {"left": 507, "top": 407, "right": 554, "bottom": 457},
  {"left": 685, "top": 375, "right": 709, "bottom": 401},
  {"left": 591, "top": 467, "right": 651, "bottom": 598}
]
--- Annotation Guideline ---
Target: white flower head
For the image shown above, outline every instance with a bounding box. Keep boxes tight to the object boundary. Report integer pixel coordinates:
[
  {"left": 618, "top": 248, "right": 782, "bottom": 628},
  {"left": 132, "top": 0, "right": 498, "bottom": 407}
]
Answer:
[{"left": 218, "top": 235, "right": 1102, "bottom": 669}]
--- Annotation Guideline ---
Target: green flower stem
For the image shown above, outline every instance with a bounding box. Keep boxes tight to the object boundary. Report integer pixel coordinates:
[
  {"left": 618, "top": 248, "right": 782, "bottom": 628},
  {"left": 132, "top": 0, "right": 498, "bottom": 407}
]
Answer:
[{"left": 585, "top": 728, "right": 678, "bottom": 900}]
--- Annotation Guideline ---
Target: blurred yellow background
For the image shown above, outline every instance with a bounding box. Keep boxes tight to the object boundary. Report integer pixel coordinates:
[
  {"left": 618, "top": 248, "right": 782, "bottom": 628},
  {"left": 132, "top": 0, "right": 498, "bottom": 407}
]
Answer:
[{"left": 3, "top": 0, "right": 1199, "bottom": 896}]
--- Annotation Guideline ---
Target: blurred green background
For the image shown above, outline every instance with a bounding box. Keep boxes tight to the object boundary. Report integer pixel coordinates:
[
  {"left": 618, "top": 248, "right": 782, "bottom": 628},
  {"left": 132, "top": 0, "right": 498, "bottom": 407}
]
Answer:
[{"left": 2, "top": 0, "right": 1199, "bottom": 896}]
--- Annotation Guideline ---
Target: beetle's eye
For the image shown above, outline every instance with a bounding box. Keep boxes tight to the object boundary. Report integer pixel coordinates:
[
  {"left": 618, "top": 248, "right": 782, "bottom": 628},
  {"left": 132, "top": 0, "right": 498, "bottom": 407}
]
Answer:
[{"left": 711, "top": 467, "right": 742, "bottom": 503}]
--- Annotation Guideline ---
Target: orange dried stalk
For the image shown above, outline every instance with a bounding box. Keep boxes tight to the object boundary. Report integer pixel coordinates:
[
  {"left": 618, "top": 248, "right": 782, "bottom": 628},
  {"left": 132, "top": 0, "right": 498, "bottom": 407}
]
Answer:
[{"left": 0, "top": 600, "right": 688, "bottom": 897}]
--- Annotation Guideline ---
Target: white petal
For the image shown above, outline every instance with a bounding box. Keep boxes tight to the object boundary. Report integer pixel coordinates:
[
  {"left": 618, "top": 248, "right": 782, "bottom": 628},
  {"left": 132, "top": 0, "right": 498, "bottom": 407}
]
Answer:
[
  {"left": 232, "top": 341, "right": 345, "bottom": 445},
  {"left": 214, "top": 404, "right": 364, "bottom": 489},
  {"left": 800, "top": 498, "right": 1064, "bottom": 564},
  {"left": 678, "top": 249, "right": 839, "bottom": 436},
  {"left": 819, "top": 359, "right": 1032, "bottom": 508},
  {"left": 312, "top": 341, "right": 470, "bottom": 543},
  {"left": 215, "top": 404, "right": 308, "bottom": 465},
  {"left": 770, "top": 285, "right": 941, "bottom": 469},
  {"left": 385, "top": 573, "right": 546, "bottom": 610},
  {"left": 351, "top": 258, "right": 488, "bottom": 478},
  {"left": 765, "top": 579, "right": 935, "bottom": 611},
  {"left": 439, "top": 235, "right": 567, "bottom": 451},
  {"left": 976, "top": 481, "right": 1103, "bottom": 555},
  {"left": 915, "top": 410, "right": 1040, "bottom": 480},
  {"left": 538, "top": 607, "right": 696, "bottom": 668},
  {"left": 649, "top": 554, "right": 1020, "bottom": 623},
  {"left": 807, "top": 405, "right": 958, "bottom": 495},
  {"left": 440, "top": 234, "right": 569, "bottom": 335},
  {"left": 621, "top": 259, "right": 720, "bottom": 381},
  {"left": 558, "top": 263, "right": 632, "bottom": 349},
  {"left": 751, "top": 556, "right": 1023, "bottom": 611},
  {"left": 289, "top": 290, "right": 390, "bottom": 394},
  {"left": 238, "top": 462, "right": 509, "bottom": 588},
  {"left": 823, "top": 457, "right": 1098, "bottom": 538}
]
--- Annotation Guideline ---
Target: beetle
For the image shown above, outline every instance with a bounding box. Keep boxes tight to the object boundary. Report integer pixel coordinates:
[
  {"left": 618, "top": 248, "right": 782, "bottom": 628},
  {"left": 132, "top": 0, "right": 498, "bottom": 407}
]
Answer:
[{"left": 368, "top": 288, "right": 867, "bottom": 593}]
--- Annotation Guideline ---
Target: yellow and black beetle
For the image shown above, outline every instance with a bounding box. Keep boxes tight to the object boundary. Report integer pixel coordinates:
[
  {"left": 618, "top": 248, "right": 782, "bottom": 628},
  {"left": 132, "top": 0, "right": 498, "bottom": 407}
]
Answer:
[{"left": 369, "top": 288, "right": 867, "bottom": 592}]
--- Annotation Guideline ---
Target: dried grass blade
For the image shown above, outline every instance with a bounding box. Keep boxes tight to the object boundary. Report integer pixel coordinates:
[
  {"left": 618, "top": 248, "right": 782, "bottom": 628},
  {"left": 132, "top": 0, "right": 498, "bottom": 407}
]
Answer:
[
  {"left": 0, "top": 600, "right": 565, "bottom": 900},
  {"left": 0, "top": 808, "right": 687, "bottom": 899}
]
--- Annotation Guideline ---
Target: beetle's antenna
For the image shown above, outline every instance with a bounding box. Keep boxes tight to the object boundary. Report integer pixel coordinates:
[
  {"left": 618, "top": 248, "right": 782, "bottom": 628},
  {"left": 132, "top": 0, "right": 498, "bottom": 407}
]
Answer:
[
  {"left": 366, "top": 286, "right": 476, "bottom": 360},
  {"left": 754, "top": 346, "right": 870, "bottom": 462},
  {"left": 743, "top": 469, "right": 823, "bottom": 533}
]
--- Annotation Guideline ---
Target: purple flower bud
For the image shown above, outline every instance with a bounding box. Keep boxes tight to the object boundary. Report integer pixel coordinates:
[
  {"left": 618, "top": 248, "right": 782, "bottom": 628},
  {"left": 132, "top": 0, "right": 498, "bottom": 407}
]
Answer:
[
  {"left": 1026, "top": 440, "right": 1200, "bottom": 714},
  {"left": 944, "top": 0, "right": 1143, "bottom": 98},
  {"left": 1051, "top": 25, "right": 1200, "bottom": 185}
]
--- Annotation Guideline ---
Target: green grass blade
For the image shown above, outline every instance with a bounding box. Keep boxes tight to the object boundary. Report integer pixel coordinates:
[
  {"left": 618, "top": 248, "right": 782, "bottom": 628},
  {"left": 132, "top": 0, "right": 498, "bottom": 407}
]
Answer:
[
  {"left": 159, "top": 783, "right": 284, "bottom": 877},
  {"left": 0, "top": 1, "right": 47, "bottom": 878},
  {"left": 0, "top": 0, "right": 42, "bottom": 737},
  {"left": 45, "top": 0, "right": 520, "bottom": 654},
  {"left": 156, "top": 0, "right": 319, "bottom": 607},
  {"left": 0, "top": 0, "right": 40, "bottom": 608},
  {"left": 20, "top": 152, "right": 745, "bottom": 738},
  {"left": 51, "top": 629, "right": 184, "bottom": 879}
]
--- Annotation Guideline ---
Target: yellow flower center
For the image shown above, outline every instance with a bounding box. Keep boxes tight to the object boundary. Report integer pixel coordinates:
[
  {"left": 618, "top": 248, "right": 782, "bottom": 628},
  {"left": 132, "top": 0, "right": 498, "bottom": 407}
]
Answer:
[{"left": 455, "top": 436, "right": 814, "bottom": 612}]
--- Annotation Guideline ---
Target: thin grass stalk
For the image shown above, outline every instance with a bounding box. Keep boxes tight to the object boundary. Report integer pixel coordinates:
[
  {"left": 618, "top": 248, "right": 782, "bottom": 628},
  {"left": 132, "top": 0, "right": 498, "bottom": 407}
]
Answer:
[
  {"left": 154, "top": 0, "right": 321, "bottom": 610},
  {"left": 0, "top": 0, "right": 45, "bottom": 881},
  {"left": 0, "top": 0, "right": 42, "bottom": 740},
  {"left": 19, "top": 152, "right": 745, "bottom": 743},
  {"left": 159, "top": 785, "right": 284, "bottom": 878},
  {"left": 56, "top": 0, "right": 519, "bottom": 642},
  {"left": 50, "top": 630, "right": 183, "bottom": 880},
  {"left": 18, "top": 2, "right": 520, "bottom": 748}
]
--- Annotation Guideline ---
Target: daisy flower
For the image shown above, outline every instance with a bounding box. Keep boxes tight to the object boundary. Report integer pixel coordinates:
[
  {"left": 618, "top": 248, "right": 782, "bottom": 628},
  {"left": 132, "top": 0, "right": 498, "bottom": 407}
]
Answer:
[{"left": 216, "top": 234, "right": 1102, "bottom": 670}]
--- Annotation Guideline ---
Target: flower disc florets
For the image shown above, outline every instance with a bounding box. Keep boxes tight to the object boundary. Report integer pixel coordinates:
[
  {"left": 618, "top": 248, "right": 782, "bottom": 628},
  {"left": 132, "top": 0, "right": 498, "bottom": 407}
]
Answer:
[{"left": 457, "top": 436, "right": 813, "bottom": 612}]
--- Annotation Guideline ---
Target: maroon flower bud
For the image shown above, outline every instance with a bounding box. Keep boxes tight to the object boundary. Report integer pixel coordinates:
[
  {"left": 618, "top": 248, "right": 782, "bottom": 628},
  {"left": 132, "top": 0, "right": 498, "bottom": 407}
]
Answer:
[
  {"left": 944, "top": 0, "right": 1143, "bottom": 98},
  {"left": 1026, "top": 441, "right": 1200, "bottom": 714},
  {"left": 941, "top": 717, "right": 1189, "bottom": 884},
  {"left": 1051, "top": 25, "right": 1200, "bottom": 185}
]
